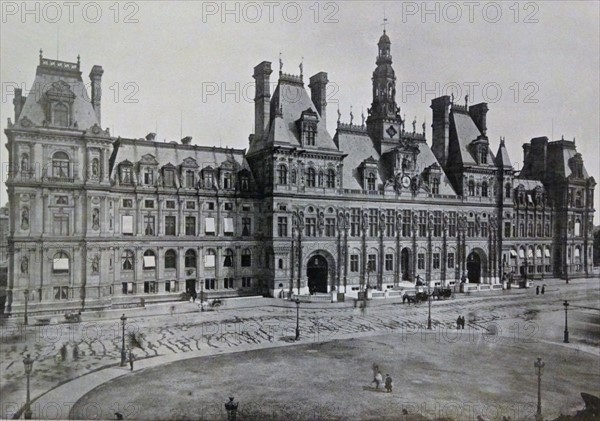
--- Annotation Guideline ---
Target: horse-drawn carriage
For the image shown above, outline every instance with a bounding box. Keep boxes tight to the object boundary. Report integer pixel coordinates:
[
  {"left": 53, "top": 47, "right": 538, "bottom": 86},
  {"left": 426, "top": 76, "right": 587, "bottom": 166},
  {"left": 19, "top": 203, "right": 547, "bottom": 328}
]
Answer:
[
  {"left": 402, "top": 286, "right": 453, "bottom": 304},
  {"left": 64, "top": 310, "right": 81, "bottom": 323}
]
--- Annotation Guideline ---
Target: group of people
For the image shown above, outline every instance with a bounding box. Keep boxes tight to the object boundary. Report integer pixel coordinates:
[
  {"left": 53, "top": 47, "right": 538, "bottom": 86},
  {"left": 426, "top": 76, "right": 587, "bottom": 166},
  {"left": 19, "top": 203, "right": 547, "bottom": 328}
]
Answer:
[
  {"left": 371, "top": 365, "right": 393, "bottom": 393},
  {"left": 536, "top": 284, "right": 546, "bottom": 295},
  {"left": 456, "top": 315, "right": 466, "bottom": 329}
]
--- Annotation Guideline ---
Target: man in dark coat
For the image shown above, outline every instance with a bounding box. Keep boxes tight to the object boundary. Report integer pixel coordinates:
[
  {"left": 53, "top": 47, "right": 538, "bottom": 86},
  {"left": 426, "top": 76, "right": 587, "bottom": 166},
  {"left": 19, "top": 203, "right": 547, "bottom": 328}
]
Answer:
[
  {"left": 385, "top": 374, "right": 393, "bottom": 393},
  {"left": 128, "top": 349, "right": 134, "bottom": 371},
  {"left": 456, "top": 315, "right": 461, "bottom": 330}
]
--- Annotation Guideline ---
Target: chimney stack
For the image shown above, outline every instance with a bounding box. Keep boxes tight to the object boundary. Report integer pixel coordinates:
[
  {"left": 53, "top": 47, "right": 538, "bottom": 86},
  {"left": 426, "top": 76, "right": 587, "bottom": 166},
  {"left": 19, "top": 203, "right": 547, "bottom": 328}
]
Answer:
[
  {"left": 13, "top": 88, "right": 25, "bottom": 122},
  {"left": 253, "top": 61, "right": 272, "bottom": 140},
  {"left": 469, "top": 102, "right": 489, "bottom": 136},
  {"left": 89, "top": 65, "right": 104, "bottom": 126},
  {"left": 431, "top": 96, "right": 451, "bottom": 167},
  {"left": 309, "top": 72, "right": 328, "bottom": 128}
]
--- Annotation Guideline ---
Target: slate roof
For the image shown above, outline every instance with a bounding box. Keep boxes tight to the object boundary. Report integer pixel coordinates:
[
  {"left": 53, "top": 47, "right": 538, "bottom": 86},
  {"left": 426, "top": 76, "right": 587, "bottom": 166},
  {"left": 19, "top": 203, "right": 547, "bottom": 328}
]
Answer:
[
  {"left": 18, "top": 58, "right": 100, "bottom": 130},
  {"left": 494, "top": 140, "right": 513, "bottom": 168},
  {"left": 334, "top": 129, "right": 381, "bottom": 190}
]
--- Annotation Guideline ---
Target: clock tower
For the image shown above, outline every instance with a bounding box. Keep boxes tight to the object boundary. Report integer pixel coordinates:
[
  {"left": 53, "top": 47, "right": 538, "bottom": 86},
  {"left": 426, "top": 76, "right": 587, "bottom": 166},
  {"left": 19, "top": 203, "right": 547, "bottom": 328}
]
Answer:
[{"left": 366, "top": 30, "right": 403, "bottom": 155}]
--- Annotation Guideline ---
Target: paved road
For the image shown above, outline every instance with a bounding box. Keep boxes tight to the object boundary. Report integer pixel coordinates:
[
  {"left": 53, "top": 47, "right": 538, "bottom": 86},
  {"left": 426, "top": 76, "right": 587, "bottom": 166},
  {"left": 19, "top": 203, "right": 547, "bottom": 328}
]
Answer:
[{"left": 1, "top": 278, "right": 598, "bottom": 419}]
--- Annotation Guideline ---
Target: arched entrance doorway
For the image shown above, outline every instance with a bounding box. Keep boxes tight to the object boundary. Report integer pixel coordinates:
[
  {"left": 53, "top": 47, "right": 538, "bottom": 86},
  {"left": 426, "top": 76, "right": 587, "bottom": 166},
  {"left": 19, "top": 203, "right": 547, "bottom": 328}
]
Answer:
[
  {"left": 400, "top": 248, "right": 411, "bottom": 281},
  {"left": 307, "top": 255, "right": 328, "bottom": 294},
  {"left": 467, "top": 252, "right": 481, "bottom": 283}
]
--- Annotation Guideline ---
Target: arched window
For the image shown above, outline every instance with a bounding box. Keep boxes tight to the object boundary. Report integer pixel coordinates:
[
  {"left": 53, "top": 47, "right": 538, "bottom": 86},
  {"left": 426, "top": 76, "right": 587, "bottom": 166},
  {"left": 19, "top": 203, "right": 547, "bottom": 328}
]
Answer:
[
  {"left": 505, "top": 183, "right": 511, "bottom": 198},
  {"left": 241, "top": 248, "right": 251, "bottom": 267},
  {"left": 185, "top": 249, "right": 196, "bottom": 268},
  {"left": 223, "top": 249, "right": 234, "bottom": 267},
  {"left": 52, "top": 103, "right": 69, "bottom": 126},
  {"left": 52, "top": 151, "right": 70, "bottom": 178},
  {"left": 307, "top": 168, "right": 316, "bottom": 187},
  {"left": 481, "top": 181, "right": 488, "bottom": 197},
  {"left": 367, "top": 173, "right": 376, "bottom": 191},
  {"left": 278, "top": 258, "right": 284, "bottom": 269},
  {"left": 326, "top": 169, "right": 336, "bottom": 188},
  {"left": 52, "top": 251, "right": 69, "bottom": 274},
  {"left": 143, "top": 250, "right": 156, "bottom": 270},
  {"left": 165, "top": 249, "right": 177, "bottom": 269},
  {"left": 468, "top": 180, "right": 475, "bottom": 196},
  {"left": 122, "top": 250, "right": 135, "bottom": 270},
  {"left": 278, "top": 165, "right": 287, "bottom": 185}
]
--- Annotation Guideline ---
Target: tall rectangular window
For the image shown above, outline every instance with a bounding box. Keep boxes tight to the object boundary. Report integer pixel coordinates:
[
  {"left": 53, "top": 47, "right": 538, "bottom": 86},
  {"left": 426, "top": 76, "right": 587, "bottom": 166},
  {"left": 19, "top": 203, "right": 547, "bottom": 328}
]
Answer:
[
  {"left": 433, "top": 253, "right": 440, "bottom": 269},
  {"left": 223, "top": 218, "right": 234, "bottom": 236},
  {"left": 205, "top": 217, "right": 215, "bottom": 235},
  {"left": 54, "top": 215, "right": 69, "bottom": 235},
  {"left": 385, "top": 254, "right": 393, "bottom": 271},
  {"left": 350, "top": 208, "right": 360, "bottom": 237},
  {"left": 369, "top": 209, "right": 378, "bottom": 237},
  {"left": 325, "top": 218, "right": 336, "bottom": 237},
  {"left": 433, "top": 211, "right": 442, "bottom": 237},
  {"left": 185, "top": 216, "right": 196, "bottom": 236},
  {"left": 467, "top": 222, "right": 475, "bottom": 237},
  {"left": 144, "top": 215, "right": 155, "bottom": 235},
  {"left": 402, "top": 210, "right": 411, "bottom": 237},
  {"left": 185, "top": 170, "right": 195, "bottom": 188},
  {"left": 204, "top": 279, "right": 216, "bottom": 290},
  {"left": 122, "top": 215, "right": 133, "bottom": 235},
  {"left": 278, "top": 217, "right": 288, "bottom": 237},
  {"left": 386, "top": 210, "right": 395, "bottom": 237},
  {"left": 504, "top": 222, "right": 511, "bottom": 238},
  {"left": 481, "top": 222, "right": 488, "bottom": 238},
  {"left": 305, "top": 218, "right": 317, "bottom": 237},
  {"left": 448, "top": 212, "right": 457, "bottom": 237},
  {"left": 350, "top": 255, "right": 359, "bottom": 272},
  {"left": 447, "top": 253, "right": 455, "bottom": 269},
  {"left": 417, "top": 253, "right": 425, "bottom": 270},
  {"left": 144, "top": 168, "right": 153, "bottom": 185},
  {"left": 165, "top": 216, "right": 176, "bottom": 235},
  {"left": 419, "top": 211, "right": 427, "bottom": 237},
  {"left": 367, "top": 254, "right": 376, "bottom": 272},
  {"left": 242, "top": 217, "right": 251, "bottom": 236}
]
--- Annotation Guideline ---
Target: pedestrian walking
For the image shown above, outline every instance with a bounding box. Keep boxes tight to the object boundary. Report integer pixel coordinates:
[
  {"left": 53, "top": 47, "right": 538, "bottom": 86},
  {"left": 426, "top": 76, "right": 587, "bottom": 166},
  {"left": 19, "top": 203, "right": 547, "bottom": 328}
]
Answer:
[
  {"left": 541, "top": 284, "right": 545, "bottom": 295},
  {"left": 225, "top": 396, "right": 238, "bottom": 421},
  {"left": 371, "top": 365, "right": 383, "bottom": 389},
  {"left": 536, "top": 285, "right": 540, "bottom": 295},
  {"left": 456, "top": 315, "right": 461, "bottom": 330},
  {"left": 384, "top": 374, "right": 393, "bottom": 393},
  {"left": 460, "top": 316, "right": 465, "bottom": 329},
  {"left": 128, "top": 349, "right": 134, "bottom": 371}
]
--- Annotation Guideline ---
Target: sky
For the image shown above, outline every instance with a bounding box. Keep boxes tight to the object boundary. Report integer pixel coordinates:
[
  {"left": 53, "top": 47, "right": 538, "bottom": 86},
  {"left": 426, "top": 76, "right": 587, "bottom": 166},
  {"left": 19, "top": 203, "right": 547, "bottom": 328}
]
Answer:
[{"left": 1, "top": 1, "right": 599, "bottom": 214}]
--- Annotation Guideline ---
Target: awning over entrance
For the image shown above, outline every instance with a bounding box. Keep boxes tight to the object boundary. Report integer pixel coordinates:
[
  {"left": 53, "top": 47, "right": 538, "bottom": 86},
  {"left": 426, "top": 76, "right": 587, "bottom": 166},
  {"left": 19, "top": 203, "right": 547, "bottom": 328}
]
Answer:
[
  {"left": 510, "top": 250, "right": 517, "bottom": 257},
  {"left": 544, "top": 249, "right": 551, "bottom": 258}
]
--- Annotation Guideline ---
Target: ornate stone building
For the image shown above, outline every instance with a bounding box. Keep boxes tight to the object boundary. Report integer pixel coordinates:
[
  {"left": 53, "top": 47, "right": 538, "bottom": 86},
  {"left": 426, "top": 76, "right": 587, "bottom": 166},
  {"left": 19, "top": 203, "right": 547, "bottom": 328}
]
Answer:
[{"left": 3, "top": 32, "right": 595, "bottom": 315}]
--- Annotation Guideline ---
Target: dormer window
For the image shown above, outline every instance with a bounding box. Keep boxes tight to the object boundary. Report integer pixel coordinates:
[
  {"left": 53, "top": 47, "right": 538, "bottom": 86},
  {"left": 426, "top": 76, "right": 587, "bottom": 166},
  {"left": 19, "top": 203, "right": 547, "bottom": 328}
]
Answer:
[
  {"left": 431, "top": 178, "right": 440, "bottom": 195},
  {"left": 479, "top": 146, "right": 488, "bottom": 164},
  {"left": 240, "top": 175, "right": 249, "bottom": 191},
  {"left": 367, "top": 173, "right": 376, "bottom": 191},
  {"left": 505, "top": 183, "right": 512, "bottom": 198},
  {"left": 297, "top": 108, "right": 319, "bottom": 147},
  {"left": 222, "top": 172, "right": 233, "bottom": 189},
  {"left": 120, "top": 163, "right": 133, "bottom": 184},
  {"left": 163, "top": 169, "right": 176, "bottom": 188},
  {"left": 204, "top": 170, "right": 214, "bottom": 189},
  {"left": 53, "top": 103, "right": 69, "bottom": 126},
  {"left": 185, "top": 170, "right": 195, "bottom": 188},
  {"left": 144, "top": 168, "right": 154, "bottom": 185}
]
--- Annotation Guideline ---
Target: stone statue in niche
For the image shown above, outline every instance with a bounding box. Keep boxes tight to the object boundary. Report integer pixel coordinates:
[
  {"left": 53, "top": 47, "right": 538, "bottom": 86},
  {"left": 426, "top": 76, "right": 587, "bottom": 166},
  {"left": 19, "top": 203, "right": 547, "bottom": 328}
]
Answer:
[
  {"left": 21, "top": 208, "right": 29, "bottom": 230},
  {"left": 21, "top": 154, "right": 29, "bottom": 172},
  {"left": 92, "top": 159, "right": 99, "bottom": 177},
  {"left": 91, "top": 256, "right": 99, "bottom": 274},
  {"left": 92, "top": 209, "right": 100, "bottom": 230},
  {"left": 21, "top": 256, "right": 29, "bottom": 274}
]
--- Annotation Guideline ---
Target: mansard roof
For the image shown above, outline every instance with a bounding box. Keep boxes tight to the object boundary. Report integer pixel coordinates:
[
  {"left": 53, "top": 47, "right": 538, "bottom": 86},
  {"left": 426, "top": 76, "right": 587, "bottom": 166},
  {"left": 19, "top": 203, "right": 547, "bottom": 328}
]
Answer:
[
  {"left": 17, "top": 55, "right": 100, "bottom": 130},
  {"left": 334, "top": 129, "right": 381, "bottom": 190},
  {"left": 450, "top": 110, "right": 480, "bottom": 165},
  {"left": 494, "top": 138, "right": 513, "bottom": 168},
  {"left": 261, "top": 74, "right": 339, "bottom": 151}
]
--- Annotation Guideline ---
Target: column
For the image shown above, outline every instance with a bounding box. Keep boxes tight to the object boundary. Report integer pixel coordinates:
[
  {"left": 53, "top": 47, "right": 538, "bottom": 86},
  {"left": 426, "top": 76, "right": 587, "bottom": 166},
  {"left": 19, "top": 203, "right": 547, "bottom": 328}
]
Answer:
[
  {"left": 157, "top": 198, "right": 163, "bottom": 236},
  {"left": 395, "top": 212, "right": 401, "bottom": 287}
]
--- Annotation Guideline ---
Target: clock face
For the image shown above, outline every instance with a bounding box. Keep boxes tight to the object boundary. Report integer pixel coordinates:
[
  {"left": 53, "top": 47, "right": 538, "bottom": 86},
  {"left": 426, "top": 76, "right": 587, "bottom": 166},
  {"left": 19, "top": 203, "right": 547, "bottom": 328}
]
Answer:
[{"left": 401, "top": 176, "right": 411, "bottom": 188}]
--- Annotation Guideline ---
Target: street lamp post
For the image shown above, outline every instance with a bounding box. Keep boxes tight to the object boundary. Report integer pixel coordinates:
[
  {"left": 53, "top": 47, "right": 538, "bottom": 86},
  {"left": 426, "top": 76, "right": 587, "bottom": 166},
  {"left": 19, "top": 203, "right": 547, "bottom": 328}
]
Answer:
[
  {"left": 120, "top": 314, "right": 127, "bottom": 366},
  {"left": 23, "top": 289, "right": 29, "bottom": 326},
  {"left": 563, "top": 300, "right": 569, "bottom": 343},
  {"left": 23, "top": 353, "right": 33, "bottom": 419},
  {"left": 534, "top": 357, "right": 545, "bottom": 421},
  {"left": 427, "top": 279, "right": 432, "bottom": 330},
  {"left": 295, "top": 299, "right": 300, "bottom": 341}
]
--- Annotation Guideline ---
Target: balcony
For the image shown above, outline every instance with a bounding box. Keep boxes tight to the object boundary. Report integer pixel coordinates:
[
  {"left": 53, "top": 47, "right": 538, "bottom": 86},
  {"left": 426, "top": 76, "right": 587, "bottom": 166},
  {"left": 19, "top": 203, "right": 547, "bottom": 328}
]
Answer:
[{"left": 46, "top": 176, "right": 76, "bottom": 184}]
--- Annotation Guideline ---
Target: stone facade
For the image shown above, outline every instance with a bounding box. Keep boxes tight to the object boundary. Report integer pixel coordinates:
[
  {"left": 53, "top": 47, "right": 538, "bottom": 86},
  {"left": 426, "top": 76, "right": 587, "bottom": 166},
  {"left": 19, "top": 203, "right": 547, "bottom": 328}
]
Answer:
[{"left": 3, "top": 33, "right": 595, "bottom": 315}]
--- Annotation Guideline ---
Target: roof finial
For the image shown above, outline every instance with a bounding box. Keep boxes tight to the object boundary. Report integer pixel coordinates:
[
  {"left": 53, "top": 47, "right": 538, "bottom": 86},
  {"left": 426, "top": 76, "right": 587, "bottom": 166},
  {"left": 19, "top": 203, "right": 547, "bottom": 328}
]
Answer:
[
  {"left": 350, "top": 106, "right": 354, "bottom": 125},
  {"left": 561, "top": 134, "right": 564, "bottom": 141},
  {"left": 279, "top": 52, "right": 283, "bottom": 74},
  {"left": 500, "top": 136, "right": 505, "bottom": 146},
  {"left": 337, "top": 104, "right": 341, "bottom": 125},
  {"left": 39, "top": 48, "right": 43, "bottom": 63},
  {"left": 361, "top": 107, "right": 365, "bottom": 127},
  {"left": 412, "top": 116, "right": 416, "bottom": 133},
  {"left": 422, "top": 117, "right": 426, "bottom": 135},
  {"left": 464, "top": 94, "right": 469, "bottom": 107},
  {"left": 77, "top": 54, "right": 80, "bottom": 68},
  {"left": 299, "top": 56, "right": 303, "bottom": 78},
  {"left": 451, "top": 92, "right": 455, "bottom": 104}
]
